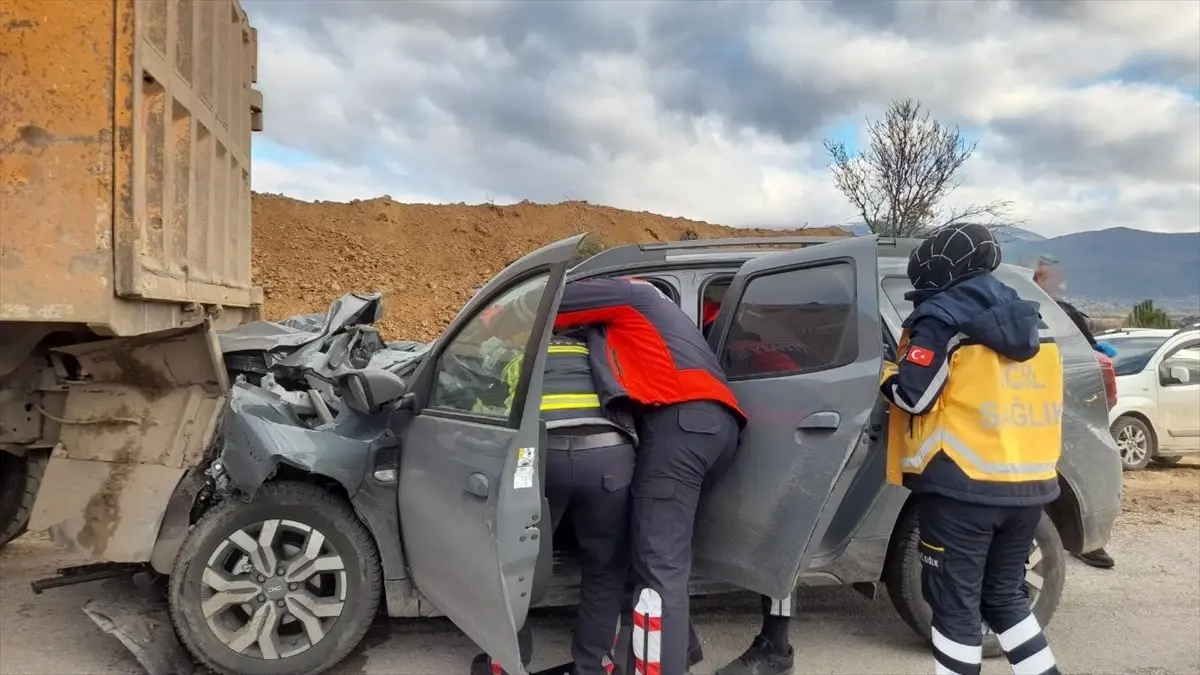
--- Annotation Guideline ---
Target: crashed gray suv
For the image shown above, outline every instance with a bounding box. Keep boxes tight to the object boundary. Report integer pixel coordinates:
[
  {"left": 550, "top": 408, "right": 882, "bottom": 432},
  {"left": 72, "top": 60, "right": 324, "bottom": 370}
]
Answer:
[{"left": 91, "top": 234, "right": 1121, "bottom": 675}]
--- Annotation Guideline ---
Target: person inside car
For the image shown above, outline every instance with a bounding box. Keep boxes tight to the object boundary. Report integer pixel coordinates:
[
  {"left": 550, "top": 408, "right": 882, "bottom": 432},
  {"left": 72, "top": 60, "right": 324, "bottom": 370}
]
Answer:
[{"left": 701, "top": 300, "right": 805, "bottom": 675}]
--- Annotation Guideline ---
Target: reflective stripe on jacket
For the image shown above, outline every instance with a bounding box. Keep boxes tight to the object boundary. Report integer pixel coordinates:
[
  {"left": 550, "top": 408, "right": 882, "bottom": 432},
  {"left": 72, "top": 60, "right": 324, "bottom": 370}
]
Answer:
[
  {"left": 503, "top": 336, "right": 628, "bottom": 434},
  {"left": 884, "top": 330, "right": 1064, "bottom": 506}
]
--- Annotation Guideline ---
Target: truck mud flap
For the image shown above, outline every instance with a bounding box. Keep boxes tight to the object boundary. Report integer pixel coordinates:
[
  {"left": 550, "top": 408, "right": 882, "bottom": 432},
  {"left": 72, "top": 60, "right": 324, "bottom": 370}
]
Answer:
[
  {"left": 27, "top": 322, "right": 228, "bottom": 563},
  {"left": 82, "top": 573, "right": 194, "bottom": 675}
]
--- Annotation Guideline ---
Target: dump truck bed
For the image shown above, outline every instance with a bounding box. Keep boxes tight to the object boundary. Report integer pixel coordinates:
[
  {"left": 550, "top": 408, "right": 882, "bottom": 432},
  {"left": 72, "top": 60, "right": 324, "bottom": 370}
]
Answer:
[{"left": 0, "top": 0, "right": 264, "bottom": 337}]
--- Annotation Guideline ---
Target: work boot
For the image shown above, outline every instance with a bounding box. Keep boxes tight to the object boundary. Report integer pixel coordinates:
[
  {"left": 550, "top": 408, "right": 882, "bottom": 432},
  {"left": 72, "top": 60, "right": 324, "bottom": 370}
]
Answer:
[
  {"left": 714, "top": 636, "right": 794, "bottom": 675},
  {"left": 1073, "top": 547, "right": 1115, "bottom": 569}
]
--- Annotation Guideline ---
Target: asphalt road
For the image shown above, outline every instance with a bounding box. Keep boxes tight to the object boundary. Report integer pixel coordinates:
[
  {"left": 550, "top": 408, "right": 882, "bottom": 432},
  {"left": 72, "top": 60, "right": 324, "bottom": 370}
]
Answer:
[{"left": 1, "top": 467, "right": 1197, "bottom": 675}]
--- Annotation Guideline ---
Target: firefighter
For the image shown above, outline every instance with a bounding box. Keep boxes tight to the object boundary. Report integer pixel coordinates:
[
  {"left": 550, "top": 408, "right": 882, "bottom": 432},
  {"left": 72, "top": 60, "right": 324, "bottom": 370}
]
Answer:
[
  {"left": 472, "top": 330, "right": 636, "bottom": 675},
  {"left": 507, "top": 276, "right": 744, "bottom": 675},
  {"left": 880, "top": 223, "right": 1063, "bottom": 675}
]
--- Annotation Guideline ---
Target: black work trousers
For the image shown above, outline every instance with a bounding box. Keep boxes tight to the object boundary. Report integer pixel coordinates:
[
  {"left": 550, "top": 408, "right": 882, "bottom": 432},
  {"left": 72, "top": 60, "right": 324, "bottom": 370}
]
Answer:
[
  {"left": 918, "top": 494, "right": 1060, "bottom": 675},
  {"left": 629, "top": 401, "right": 740, "bottom": 675},
  {"left": 509, "top": 432, "right": 635, "bottom": 675}
]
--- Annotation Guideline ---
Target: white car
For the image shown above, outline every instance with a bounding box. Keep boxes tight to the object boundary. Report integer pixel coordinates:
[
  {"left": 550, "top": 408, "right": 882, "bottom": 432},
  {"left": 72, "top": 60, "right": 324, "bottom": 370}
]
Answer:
[{"left": 1102, "top": 325, "right": 1200, "bottom": 470}]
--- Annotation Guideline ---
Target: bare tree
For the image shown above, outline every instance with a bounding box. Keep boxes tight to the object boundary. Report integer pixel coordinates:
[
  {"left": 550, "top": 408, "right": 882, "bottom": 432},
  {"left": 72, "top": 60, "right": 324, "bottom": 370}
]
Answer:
[{"left": 824, "top": 98, "right": 1022, "bottom": 237}]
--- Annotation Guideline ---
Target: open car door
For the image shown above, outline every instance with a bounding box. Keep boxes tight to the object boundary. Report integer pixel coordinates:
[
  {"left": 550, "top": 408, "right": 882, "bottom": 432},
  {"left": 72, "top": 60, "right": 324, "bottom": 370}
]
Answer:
[
  {"left": 397, "top": 235, "right": 584, "bottom": 672},
  {"left": 693, "top": 235, "right": 883, "bottom": 599}
]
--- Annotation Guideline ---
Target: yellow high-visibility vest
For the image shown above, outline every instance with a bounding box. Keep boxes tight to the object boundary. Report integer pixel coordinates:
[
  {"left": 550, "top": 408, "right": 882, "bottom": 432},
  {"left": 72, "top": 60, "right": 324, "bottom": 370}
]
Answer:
[
  {"left": 885, "top": 331, "right": 1064, "bottom": 487},
  {"left": 502, "top": 339, "right": 605, "bottom": 426}
]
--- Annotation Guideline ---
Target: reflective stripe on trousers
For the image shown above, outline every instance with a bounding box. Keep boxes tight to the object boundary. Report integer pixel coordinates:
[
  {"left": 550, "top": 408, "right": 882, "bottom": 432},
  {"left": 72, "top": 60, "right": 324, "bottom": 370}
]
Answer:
[
  {"left": 767, "top": 595, "right": 792, "bottom": 618},
  {"left": 633, "top": 589, "right": 662, "bottom": 675},
  {"left": 931, "top": 625, "right": 981, "bottom": 674},
  {"left": 998, "top": 614, "right": 1059, "bottom": 675}
]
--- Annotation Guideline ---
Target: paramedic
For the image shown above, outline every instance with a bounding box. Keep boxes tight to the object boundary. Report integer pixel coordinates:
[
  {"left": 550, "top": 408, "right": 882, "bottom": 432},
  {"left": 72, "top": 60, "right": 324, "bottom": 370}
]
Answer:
[{"left": 880, "top": 223, "right": 1063, "bottom": 675}]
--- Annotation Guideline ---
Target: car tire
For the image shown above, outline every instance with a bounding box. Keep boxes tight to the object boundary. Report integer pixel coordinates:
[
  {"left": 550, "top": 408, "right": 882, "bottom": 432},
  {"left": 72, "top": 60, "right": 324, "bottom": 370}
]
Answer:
[
  {"left": 1111, "top": 416, "right": 1154, "bottom": 471},
  {"left": 0, "top": 450, "right": 47, "bottom": 550},
  {"left": 884, "top": 504, "right": 1066, "bottom": 659},
  {"left": 1151, "top": 455, "right": 1184, "bottom": 466},
  {"left": 170, "top": 481, "right": 382, "bottom": 675}
]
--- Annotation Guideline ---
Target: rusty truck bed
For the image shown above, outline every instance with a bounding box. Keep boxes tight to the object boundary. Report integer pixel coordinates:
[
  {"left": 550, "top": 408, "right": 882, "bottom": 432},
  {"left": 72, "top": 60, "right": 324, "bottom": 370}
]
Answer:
[
  {"left": 1, "top": 0, "right": 263, "bottom": 337},
  {"left": 0, "top": 0, "right": 264, "bottom": 566}
]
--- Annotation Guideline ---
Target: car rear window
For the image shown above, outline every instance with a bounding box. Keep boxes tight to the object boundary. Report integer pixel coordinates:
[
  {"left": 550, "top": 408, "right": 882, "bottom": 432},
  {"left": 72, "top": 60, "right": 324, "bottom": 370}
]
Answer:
[
  {"left": 881, "top": 276, "right": 914, "bottom": 318},
  {"left": 881, "top": 273, "right": 1049, "bottom": 331},
  {"left": 1104, "top": 336, "right": 1170, "bottom": 376}
]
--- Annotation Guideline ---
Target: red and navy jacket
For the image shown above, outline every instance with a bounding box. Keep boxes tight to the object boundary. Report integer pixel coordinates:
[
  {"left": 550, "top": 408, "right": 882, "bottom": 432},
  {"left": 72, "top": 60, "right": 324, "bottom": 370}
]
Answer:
[{"left": 524, "top": 278, "right": 746, "bottom": 426}]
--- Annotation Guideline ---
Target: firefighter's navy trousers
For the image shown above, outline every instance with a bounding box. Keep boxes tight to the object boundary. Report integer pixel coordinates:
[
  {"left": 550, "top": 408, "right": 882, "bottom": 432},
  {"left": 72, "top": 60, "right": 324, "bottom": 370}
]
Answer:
[
  {"left": 629, "top": 400, "right": 740, "bottom": 675},
  {"left": 918, "top": 494, "right": 1060, "bottom": 675},
  {"left": 504, "top": 430, "right": 635, "bottom": 675}
]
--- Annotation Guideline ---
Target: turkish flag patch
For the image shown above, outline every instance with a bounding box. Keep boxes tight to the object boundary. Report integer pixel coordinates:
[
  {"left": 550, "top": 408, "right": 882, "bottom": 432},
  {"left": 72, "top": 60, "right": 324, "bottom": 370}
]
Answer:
[{"left": 906, "top": 346, "right": 935, "bottom": 367}]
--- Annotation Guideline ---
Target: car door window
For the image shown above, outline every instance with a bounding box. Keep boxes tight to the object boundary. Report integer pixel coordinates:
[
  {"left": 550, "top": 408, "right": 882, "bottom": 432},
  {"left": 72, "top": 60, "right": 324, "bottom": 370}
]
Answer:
[
  {"left": 1159, "top": 342, "right": 1200, "bottom": 386},
  {"left": 721, "top": 263, "right": 856, "bottom": 379},
  {"left": 427, "top": 274, "right": 549, "bottom": 421}
]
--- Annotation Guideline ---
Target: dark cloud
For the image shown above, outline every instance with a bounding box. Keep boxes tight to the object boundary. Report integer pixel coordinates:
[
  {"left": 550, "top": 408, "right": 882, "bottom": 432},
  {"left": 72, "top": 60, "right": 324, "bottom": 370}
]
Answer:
[
  {"left": 989, "top": 113, "right": 1196, "bottom": 184},
  {"left": 244, "top": 0, "right": 1200, "bottom": 234}
]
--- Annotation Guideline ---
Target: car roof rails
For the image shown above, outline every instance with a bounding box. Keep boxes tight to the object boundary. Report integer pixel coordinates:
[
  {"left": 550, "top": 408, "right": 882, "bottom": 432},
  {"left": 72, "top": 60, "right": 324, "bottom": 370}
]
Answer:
[
  {"left": 1170, "top": 322, "right": 1200, "bottom": 338},
  {"left": 571, "top": 235, "right": 900, "bottom": 276}
]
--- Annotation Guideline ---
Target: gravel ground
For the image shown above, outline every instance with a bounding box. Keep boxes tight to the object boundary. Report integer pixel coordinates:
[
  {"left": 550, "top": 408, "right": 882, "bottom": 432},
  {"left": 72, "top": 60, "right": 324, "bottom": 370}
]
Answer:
[{"left": 1, "top": 463, "right": 1197, "bottom": 675}]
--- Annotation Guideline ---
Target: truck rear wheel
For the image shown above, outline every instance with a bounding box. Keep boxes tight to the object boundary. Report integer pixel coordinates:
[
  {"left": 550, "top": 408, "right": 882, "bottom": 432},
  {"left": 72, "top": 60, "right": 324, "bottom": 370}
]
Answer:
[
  {"left": 169, "top": 481, "right": 382, "bottom": 675},
  {"left": 0, "top": 450, "right": 47, "bottom": 549},
  {"left": 883, "top": 504, "right": 1066, "bottom": 658}
]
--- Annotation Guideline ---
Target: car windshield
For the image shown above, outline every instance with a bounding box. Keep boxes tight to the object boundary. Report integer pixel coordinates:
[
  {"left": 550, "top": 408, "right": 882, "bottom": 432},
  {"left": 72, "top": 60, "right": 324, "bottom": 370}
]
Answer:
[{"left": 1104, "top": 336, "right": 1169, "bottom": 376}]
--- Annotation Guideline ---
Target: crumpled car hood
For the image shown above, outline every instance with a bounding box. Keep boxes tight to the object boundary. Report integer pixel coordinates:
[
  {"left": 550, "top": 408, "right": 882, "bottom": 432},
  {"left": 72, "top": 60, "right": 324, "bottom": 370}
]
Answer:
[{"left": 214, "top": 293, "right": 429, "bottom": 498}]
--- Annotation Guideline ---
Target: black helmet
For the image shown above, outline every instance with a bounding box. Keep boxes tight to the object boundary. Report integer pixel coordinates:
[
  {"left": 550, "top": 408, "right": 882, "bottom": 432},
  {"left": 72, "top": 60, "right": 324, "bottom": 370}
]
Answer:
[{"left": 907, "top": 223, "right": 1002, "bottom": 291}]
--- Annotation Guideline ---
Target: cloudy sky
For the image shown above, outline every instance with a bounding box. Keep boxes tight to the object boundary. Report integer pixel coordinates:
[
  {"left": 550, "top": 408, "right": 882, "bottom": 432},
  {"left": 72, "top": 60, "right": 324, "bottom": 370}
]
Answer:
[{"left": 244, "top": 0, "right": 1200, "bottom": 237}]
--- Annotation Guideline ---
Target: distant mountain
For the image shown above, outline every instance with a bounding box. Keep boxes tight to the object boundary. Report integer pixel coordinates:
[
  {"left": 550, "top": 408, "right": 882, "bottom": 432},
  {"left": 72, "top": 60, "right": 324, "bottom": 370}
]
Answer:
[
  {"left": 835, "top": 224, "right": 1198, "bottom": 309},
  {"left": 1004, "top": 228, "right": 1200, "bottom": 309},
  {"left": 836, "top": 223, "right": 1046, "bottom": 243},
  {"left": 993, "top": 226, "right": 1047, "bottom": 244}
]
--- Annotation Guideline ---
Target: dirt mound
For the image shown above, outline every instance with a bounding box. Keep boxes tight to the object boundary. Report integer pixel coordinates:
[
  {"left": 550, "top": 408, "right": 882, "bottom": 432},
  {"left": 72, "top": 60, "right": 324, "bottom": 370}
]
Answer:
[
  {"left": 1121, "top": 461, "right": 1200, "bottom": 527},
  {"left": 251, "top": 194, "right": 848, "bottom": 340}
]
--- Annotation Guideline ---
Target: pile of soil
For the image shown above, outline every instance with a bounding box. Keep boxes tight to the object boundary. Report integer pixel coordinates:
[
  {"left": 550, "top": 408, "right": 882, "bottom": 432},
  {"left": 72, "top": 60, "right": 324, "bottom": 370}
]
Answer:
[
  {"left": 251, "top": 193, "right": 848, "bottom": 340},
  {"left": 1121, "top": 462, "right": 1200, "bottom": 526}
]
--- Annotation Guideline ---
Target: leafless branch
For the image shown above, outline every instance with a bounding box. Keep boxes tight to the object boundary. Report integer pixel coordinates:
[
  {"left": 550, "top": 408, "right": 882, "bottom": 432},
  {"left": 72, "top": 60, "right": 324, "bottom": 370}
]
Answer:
[{"left": 823, "top": 98, "right": 1021, "bottom": 238}]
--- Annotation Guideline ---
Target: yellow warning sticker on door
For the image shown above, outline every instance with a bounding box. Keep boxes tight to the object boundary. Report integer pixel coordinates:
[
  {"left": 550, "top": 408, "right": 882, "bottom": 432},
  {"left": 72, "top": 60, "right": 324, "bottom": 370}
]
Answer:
[{"left": 517, "top": 446, "right": 536, "bottom": 468}]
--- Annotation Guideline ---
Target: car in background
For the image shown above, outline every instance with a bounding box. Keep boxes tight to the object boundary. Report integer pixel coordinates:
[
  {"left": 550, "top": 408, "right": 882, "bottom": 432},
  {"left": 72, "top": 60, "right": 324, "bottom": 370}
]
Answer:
[{"left": 1099, "top": 325, "right": 1200, "bottom": 470}]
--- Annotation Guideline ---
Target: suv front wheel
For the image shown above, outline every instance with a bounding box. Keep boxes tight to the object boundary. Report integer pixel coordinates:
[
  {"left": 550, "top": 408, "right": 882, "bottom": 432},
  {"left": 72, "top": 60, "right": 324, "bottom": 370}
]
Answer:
[
  {"left": 883, "top": 505, "right": 1066, "bottom": 658},
  {"left": 170, "top": 481, "right": 382, "bottom": 675}
]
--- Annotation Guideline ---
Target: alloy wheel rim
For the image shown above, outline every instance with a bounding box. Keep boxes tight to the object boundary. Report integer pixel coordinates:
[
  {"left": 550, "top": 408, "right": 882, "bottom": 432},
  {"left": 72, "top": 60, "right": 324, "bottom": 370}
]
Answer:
[
  {"left": 201, "top": 519, "right": 347, "bottom": 660},
  {"left": 1116, "top": 424, "right": 1148, "bottom": 465}
]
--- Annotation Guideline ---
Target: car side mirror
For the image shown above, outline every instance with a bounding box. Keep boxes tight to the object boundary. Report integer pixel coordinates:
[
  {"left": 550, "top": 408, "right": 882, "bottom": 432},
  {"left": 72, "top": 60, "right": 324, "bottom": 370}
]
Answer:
[
  {"left": 337, "top": 370, "right": 408, "bottom": 414},
  {"left": 1169, "top": 365, "right": 1191, "bottom": 385}
]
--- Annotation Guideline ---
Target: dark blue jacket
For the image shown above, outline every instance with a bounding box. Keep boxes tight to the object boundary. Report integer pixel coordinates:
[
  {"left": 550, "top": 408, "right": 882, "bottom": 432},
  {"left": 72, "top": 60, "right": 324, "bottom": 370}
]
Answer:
[{"left": 882, "top": 273, "right": 1061, "bottom": 506}]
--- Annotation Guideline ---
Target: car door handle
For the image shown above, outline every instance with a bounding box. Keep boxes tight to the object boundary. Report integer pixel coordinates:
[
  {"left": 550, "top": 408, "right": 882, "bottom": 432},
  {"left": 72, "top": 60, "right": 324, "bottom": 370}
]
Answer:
[
  {"left": 466, "top": 473, "right": 490, "bottom": 498},
  {"left": 798, "top": 411, "right": 841, "bottom": 431}
]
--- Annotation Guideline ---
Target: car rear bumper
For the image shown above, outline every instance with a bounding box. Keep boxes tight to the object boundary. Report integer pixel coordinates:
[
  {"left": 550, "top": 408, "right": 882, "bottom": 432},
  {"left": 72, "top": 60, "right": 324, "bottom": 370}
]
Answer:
[{"left": 1080, "top": 505, "right": 1121, "bottom": 554}]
